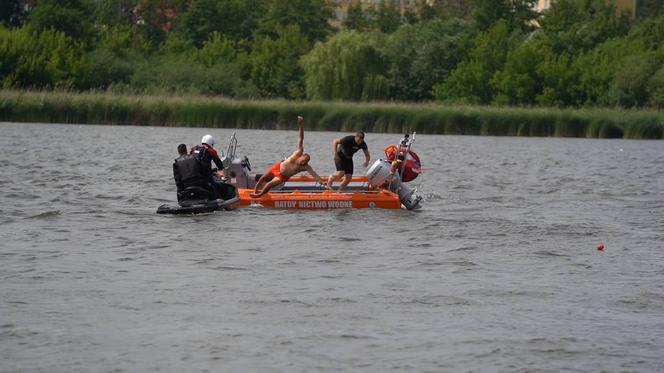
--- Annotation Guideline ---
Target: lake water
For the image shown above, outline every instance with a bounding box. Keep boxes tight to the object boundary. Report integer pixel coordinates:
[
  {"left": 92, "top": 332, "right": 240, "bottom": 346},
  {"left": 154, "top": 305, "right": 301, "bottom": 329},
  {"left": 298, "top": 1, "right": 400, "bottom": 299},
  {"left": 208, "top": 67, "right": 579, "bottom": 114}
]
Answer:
[{"left": 1, "top": 122, "right": 663, "bottom": 372}]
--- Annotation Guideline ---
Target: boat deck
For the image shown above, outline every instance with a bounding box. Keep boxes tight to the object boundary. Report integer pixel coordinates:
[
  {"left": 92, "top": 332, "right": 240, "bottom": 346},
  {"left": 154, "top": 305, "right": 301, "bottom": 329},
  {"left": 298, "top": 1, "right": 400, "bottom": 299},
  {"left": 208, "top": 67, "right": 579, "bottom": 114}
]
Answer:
[{"left": 237, "top": 176, "right": 400, "bottom": 209}]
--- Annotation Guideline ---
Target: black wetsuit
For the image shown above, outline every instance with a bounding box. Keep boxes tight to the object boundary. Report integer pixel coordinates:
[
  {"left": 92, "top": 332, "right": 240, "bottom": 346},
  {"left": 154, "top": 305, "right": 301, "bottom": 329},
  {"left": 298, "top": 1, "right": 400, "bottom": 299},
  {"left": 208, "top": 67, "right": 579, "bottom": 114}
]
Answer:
[
  {"left": 335, "top": 135, "right": 368, "bottom": 175},
  {"left": 190, "top": 144, "right": 224, "bottom": 176},
  {"left": 173, "top": 154, "right": 209, "bottom": 193},
  {"left": 191, "top": 144, "right": 225, "bottom": 199}
]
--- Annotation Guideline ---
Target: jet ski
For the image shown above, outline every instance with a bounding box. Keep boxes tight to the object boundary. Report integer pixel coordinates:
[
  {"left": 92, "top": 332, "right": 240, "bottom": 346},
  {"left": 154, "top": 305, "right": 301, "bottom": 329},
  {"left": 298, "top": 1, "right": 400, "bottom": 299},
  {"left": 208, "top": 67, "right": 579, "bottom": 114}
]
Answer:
[
  {"left": 156, "top": 182, "right": 240, "bottom": 214},
  {"left": 157, "top": 145, "right": 241, "bottom": 215}
]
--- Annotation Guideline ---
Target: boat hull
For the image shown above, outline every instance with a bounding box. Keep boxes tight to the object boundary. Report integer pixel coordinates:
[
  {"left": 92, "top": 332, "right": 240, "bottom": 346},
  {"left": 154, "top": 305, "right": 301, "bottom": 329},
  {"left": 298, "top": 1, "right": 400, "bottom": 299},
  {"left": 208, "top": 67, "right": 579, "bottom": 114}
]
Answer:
[
  {"left": 157, "top": 196, "right": 241, "bottom": 214},
  {"left": 237, "top": 188, "right": 401, "bottom": 209}
]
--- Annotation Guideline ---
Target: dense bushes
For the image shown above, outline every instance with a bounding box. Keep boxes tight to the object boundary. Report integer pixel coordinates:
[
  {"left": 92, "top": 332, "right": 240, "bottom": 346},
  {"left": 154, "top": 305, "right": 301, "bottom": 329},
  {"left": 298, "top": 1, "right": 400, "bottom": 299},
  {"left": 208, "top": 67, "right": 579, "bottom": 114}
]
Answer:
[
  {"left": 301, "top": 31, "right": 389, "bottom": 101},
  {"left": 433, "top": 3, "right": 664, "bottom": 109},
  {"left": 0, "top": 27, "right": 88, "bottom": 89}
]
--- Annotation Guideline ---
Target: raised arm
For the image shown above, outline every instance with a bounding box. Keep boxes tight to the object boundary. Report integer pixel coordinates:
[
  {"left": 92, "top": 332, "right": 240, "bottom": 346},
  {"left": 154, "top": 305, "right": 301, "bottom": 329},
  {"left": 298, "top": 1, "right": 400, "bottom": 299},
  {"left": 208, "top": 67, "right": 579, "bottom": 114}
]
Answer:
[{"left": 296, "top": 116, "right": 304, "bottom": 152}]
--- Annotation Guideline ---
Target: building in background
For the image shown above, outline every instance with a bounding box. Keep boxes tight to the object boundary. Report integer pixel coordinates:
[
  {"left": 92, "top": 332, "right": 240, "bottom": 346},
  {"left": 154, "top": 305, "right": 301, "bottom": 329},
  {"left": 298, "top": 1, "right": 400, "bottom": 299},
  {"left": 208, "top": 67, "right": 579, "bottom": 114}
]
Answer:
[
  {"left": 615, "top": 0, "right": 637, "bottom": 17},
  {"left": 533, "top": 0, "right": 552, "bottom": 13}
]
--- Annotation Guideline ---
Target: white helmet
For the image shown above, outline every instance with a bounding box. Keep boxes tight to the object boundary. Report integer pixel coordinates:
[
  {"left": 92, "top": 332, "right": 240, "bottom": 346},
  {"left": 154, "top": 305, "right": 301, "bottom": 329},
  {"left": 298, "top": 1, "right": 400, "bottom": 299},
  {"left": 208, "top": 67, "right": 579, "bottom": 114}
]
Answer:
[{"left": 201, "top": 134, "right": 215, "bottom": 146}]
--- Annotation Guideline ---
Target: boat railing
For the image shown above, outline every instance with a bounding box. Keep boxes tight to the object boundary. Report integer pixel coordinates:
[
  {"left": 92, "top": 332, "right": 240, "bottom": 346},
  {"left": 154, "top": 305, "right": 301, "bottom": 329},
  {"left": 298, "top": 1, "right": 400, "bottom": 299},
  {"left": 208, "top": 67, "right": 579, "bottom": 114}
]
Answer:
[{"left": 226, "top": 132, "right": 238, "bottom": 161}]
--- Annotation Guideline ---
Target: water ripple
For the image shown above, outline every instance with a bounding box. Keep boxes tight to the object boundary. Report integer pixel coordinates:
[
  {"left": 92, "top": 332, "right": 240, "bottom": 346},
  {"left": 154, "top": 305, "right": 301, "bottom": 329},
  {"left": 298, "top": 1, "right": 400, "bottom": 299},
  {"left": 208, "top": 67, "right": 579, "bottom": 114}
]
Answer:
[{"left": 1, "top": 123, "right": 663, "bottom": 372}]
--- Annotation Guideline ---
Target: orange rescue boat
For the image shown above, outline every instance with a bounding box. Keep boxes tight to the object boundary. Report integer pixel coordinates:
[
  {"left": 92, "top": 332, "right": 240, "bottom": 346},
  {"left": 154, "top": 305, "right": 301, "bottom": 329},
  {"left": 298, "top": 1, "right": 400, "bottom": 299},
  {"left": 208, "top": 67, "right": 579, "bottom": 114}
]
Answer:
[
  {"left": 236, "top": 176, "right": 402, "bottom": 209},
  {"left": 218, "top": 132, "right": 423, "bottom": 210}
]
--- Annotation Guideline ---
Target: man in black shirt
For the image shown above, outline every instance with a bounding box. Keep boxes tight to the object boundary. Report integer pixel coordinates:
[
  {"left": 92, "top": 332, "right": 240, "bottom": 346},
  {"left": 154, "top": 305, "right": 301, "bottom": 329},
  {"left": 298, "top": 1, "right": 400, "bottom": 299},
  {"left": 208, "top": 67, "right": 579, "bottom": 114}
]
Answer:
[{"left": 326, "top": 131, "right": 370, "bottom": 190}]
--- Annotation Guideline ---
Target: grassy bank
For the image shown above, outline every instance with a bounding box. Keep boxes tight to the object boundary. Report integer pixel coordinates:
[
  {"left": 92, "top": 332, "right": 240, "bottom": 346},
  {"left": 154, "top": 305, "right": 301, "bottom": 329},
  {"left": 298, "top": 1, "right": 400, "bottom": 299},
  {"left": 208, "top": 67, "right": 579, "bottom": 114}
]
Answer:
[{"left": 1, "top": 90, "right": 662, "bottom": 139}]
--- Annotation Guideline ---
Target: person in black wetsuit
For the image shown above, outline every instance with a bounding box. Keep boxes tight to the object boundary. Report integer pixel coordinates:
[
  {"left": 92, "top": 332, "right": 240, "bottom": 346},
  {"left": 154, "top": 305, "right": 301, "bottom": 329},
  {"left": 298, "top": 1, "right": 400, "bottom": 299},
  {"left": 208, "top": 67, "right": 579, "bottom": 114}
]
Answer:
[
  {"left": 173, "top": 143, "right": 209, "bottom": 199},
  {"left": 190, "top": 135, "right": 225, "bottom": 199},
  {"left": 326, "top": 131, "right": 370, "bottom": 190}
]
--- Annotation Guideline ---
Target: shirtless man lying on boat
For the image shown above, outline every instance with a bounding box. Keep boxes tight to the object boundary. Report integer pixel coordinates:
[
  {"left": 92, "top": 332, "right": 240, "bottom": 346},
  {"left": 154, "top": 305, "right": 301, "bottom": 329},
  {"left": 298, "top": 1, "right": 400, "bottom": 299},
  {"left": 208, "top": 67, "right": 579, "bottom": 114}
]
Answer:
[{"left": 250, "top": 116, "right": 326, "bottom": 198}]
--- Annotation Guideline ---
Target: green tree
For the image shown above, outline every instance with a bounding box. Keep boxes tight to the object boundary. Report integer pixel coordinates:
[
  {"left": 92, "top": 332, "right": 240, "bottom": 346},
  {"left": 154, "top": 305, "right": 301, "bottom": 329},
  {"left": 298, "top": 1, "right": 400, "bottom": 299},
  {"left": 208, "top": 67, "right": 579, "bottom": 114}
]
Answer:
[
  {"left": 83, "top": 25, "right": 145, "bottom": 89},
  {"left": 258, "top": 0, "right": 332, "bottom": 42},
  {"left": 472, "top": 0, "right": 510, "bottom": 30},
  {"left": 637, "top": 0, "right": 664, "bottom": 19},
  {"left": 608, "top": 52, "right": 660, "bottom": 107},
  {"left": 177, "top": 0, "right": 220, "bottom": 45},
  {"left": 343, "top": 2, "right": 367, "bottom": 31},
  {"left": 472, "top": 0, "right": 537, "bottom": 32},
  {"left": 196, "top": 32, "right": 238, "bottom": 67},
  {"left": 161, "top": 32, "right": 194, "bottom": 54},
  {"left": 492, "top": 38, "right": 545, "bottom": 105},
  {"left": 624, "top": 15, "right": 664, "bottom": 50},
  {"left": 647, "top": 65, "right": 664, "bottom": 109},
  {"left": 129, "top": 54, "right": 248, "bottom": 96},
  {"left": 28, "top": 0, "right": 93, "bottom": 41},
  {"left": 535, "top": 49, "right": 582, "bottom": 107},
  {"left": 300, "top": 31, "right": 389, "bottom": 100},
  {"left": 176, "top": 0, "right": 264, "bottom": 46},
  {"left": 539, "top": 0, "right": 630, "bottom": 55},
  {"left": 0, "top": 27, "right": 88, "bottom": 89},
  {"left": 417, "top": 0, "right": 473, "bottom": 21},
  {"left": 573, "top": 41, "right": 620, "bottom": 106},
  {"left": 574, "top": 15, "right": 664, "bottom": 107},
  {"left": 1, "top": 0, "right": 27, "bottom": 28},
  {"left": 366, "top": 1, "right": 401, "bottom": 34},
  {"left": 433, "top": 20, "right": 515, "bottom": 103},
  {"left": 94, "top": 0, "right": 136, "bottom": 27},
  {"left": 382, "top": 18, "right": 469, "bottom": 100},
  {"left": 244, "top": 25, "right": 311, "bottom": 98},
  {"left": 130, "top": 0, "right": 188, "bottom": 47},
  {"left": 402, "top": 5, "right": 419, "bottom": 25}
]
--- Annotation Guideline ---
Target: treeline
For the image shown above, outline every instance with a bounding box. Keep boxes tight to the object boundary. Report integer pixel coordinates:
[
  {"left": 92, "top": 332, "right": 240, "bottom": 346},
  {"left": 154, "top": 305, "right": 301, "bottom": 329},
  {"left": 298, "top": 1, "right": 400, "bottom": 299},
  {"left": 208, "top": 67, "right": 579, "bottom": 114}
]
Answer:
[{"left": 1, "top": 0, "right": 664, "bottom": 110}]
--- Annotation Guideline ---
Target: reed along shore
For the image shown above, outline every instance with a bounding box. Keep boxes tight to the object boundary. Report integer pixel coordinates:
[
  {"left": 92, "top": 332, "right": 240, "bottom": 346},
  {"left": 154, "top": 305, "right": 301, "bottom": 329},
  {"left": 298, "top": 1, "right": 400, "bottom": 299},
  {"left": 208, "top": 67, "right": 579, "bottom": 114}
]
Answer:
[{"left": 1, "top": 90, "right": 662, "bottom": 139}]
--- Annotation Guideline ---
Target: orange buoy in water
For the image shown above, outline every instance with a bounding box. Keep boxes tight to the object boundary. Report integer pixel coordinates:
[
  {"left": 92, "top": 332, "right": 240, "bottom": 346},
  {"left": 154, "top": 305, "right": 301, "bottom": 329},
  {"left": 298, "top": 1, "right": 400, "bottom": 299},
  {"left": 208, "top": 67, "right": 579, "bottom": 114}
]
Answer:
[{"left": 597, "top": 244, "right": 605, "bottom": 251}]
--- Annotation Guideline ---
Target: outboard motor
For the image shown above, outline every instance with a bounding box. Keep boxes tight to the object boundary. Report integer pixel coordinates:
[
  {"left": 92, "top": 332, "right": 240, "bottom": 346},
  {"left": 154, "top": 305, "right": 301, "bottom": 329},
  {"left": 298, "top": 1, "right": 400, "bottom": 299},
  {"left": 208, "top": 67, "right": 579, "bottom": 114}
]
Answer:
[
  {"left": 366, "top": 132, "right": 423, "bottom": 210},
  {"left": 367, "top": 160, "right": 422, "bottom": 210}
]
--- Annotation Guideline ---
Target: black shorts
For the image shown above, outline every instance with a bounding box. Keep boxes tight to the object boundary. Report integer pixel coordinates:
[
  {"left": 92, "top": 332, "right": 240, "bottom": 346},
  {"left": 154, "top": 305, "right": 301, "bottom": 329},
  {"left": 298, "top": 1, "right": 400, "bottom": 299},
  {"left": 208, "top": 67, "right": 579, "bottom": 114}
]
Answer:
[{"left": 335, "top": 154, "right": 353, "bottom": 175}]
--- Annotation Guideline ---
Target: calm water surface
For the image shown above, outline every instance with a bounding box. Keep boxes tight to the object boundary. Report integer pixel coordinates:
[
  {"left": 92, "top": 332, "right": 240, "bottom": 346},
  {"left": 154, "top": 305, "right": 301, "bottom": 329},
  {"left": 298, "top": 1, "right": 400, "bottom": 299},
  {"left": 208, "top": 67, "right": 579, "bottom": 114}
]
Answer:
[{"left": 1, "top": 122, "right": 663, "bottom": 372}]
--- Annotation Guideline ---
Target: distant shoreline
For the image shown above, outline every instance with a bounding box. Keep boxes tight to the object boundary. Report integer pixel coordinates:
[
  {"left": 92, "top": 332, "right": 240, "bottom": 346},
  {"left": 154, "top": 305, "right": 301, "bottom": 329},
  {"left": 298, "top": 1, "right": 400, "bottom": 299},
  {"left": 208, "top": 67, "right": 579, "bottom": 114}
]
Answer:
[{"left": 1, "top": 90, "right": 662, "bottom": 139}]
